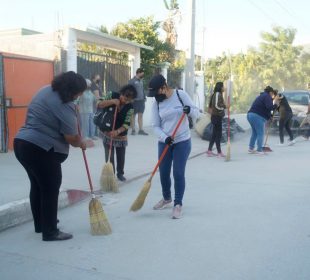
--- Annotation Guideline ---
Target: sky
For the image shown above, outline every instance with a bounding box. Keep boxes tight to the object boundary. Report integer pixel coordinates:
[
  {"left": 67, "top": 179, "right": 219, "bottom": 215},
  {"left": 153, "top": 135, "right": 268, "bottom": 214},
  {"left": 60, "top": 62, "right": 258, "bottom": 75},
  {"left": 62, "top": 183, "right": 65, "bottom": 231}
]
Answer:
[{"left": 0, "top": 0, "right": 309, "bottom": 58}]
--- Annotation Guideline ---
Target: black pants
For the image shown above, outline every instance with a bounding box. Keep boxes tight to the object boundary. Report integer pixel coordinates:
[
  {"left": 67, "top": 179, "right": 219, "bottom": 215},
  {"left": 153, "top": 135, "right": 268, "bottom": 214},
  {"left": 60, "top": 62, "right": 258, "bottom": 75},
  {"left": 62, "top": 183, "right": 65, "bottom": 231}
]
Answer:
[
  {"left": 103, "top": 144, "right": 126, "bottom": 176},
  {"left": 208, "top": 115, "right": 223, "bottom": 153},
  {"left": 279, "top": 115, "right": 293, "bottom": 143},
  {"left": 14, "top": 139, "right": 67, "bottom": 238}
]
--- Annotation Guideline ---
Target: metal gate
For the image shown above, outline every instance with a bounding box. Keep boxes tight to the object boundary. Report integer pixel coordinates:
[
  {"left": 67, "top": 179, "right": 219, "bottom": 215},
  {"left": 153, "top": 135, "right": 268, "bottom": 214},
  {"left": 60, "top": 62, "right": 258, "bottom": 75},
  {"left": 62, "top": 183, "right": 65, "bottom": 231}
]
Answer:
[{"left": 77, "top": 51, "right": 131, "bottom": 93}]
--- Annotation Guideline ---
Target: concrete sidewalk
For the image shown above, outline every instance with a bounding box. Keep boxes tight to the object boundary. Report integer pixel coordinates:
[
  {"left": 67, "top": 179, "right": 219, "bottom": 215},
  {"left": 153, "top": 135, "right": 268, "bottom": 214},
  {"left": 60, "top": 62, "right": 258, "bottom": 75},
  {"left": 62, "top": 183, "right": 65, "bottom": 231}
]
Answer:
[
  {"left": 0, "top": 114, "right": 248, "bottom": 231},
  {"left": 0, "top": 122, "right": 309, "bottom": 280}
]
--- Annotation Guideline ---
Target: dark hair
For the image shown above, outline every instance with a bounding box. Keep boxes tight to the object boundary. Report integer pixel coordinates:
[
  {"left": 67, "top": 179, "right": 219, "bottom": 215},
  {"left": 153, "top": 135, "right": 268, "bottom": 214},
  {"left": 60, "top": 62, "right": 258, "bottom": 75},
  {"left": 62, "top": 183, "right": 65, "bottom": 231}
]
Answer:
[
  {"left": 119, "top": 84, "right": 137, "bottom": 99},
  {"left": 264, "top": 86, "right": 274, "bottom": 93},
  {"left": 214, "top": 82, "right": 224, "bottom": 93},
  {"left": 52, "top": 71, "right": 87, "bottom": 103},
  {"left": 136, "top": 68, "right": 144, "bottom": 74}
]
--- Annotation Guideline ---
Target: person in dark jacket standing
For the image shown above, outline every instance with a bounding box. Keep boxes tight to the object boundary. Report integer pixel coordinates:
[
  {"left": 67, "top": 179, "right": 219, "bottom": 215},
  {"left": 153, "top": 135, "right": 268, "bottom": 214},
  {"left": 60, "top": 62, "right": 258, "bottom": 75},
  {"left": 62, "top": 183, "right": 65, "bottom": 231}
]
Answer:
[
  {"left": 97, "top": 84, "right": 137, "bottom": 181},
  {"left": 276, "top": 90, "right": 295, "bottom": 146},
  {"left": 207, "top": 82, "right": 226, "bottom": 157},
  {"left": 14, "top": 71, "right": 87, "bottom": 241},
  {"left": 247, "top": 86, "right": 279, "bottom": 154}
]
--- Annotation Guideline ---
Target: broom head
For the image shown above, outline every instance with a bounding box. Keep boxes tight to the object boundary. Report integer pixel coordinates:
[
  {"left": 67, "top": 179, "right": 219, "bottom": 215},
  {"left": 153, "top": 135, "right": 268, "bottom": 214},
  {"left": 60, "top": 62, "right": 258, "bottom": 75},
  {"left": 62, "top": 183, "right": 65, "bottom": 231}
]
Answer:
[
  {"left": 100, "top": 162, "right": 119, "bottom": 193},
  {"left": 130, "top": 179, "right": 152, "bottom": 212},
  {"left": 262, "top": 146, "right": 272, "bottom": 152},
  {"left": 89, "top": 197, "right": 112, "bottom": 235}
]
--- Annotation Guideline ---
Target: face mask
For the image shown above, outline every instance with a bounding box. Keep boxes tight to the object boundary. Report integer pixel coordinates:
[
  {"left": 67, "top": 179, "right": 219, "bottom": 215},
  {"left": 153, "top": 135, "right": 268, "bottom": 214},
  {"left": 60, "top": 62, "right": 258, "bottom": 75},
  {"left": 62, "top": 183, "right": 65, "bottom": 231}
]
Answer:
[{"left": 155, "top": 94, "right": 167, "bottom": 103}]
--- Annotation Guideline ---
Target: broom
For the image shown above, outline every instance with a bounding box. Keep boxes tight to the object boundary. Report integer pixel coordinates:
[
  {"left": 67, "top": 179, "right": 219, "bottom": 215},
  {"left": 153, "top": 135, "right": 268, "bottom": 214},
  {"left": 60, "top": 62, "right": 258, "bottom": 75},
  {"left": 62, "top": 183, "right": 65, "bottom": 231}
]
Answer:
[
  {"left": 225, "top": 80, "right": 232, "bottom": 161},
  {"left": 130, "top": 113, "right": 186, "bottom": 212},
  {"left": 100, "top": 107, "right": 119, "bottom": 193},
  {"left": 76, "top": 107, "right": 112, "bottom": 235},
  {"left": 82, "top": 149, "right": 112, "bottom": 235},
  {"left": 262, "top": 111, "right": 275, "bottom": 152}
]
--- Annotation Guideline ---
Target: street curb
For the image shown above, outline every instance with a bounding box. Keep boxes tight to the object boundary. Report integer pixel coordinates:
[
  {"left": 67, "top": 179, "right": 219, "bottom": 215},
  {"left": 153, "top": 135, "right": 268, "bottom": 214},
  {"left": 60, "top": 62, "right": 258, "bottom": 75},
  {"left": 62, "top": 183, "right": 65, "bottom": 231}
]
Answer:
[{"left": 0, "top": 189, "right": 90, "bottom": 232}]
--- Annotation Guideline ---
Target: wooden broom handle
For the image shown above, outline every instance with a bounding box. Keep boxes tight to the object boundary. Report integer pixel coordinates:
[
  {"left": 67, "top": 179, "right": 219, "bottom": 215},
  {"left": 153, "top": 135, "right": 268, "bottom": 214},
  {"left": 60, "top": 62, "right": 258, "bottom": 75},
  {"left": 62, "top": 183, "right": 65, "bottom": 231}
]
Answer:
[
  {"left": 75, "top": 106, "right": 94, "bottom": 193},
  {"left": 150, "top": 113, "right": 186, "bottom": 178},
  {"left": 108, "top": 107, "right": 118, "bottom": 161}
]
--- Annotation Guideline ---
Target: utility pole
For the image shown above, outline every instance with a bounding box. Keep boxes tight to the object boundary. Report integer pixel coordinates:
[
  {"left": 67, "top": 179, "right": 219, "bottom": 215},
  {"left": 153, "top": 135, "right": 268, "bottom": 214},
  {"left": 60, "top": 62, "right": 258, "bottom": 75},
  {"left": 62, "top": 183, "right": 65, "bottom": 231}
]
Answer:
[{"left": 185, "top": 0, "right": 195, "bottom": 99}]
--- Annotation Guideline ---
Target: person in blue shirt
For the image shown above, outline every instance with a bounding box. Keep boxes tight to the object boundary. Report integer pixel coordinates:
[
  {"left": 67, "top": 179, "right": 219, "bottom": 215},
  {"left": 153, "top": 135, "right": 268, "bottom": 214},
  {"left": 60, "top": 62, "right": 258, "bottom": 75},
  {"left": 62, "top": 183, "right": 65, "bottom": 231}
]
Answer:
[{"left": 247, "top": 86, "right": 279, "bottom": 154}]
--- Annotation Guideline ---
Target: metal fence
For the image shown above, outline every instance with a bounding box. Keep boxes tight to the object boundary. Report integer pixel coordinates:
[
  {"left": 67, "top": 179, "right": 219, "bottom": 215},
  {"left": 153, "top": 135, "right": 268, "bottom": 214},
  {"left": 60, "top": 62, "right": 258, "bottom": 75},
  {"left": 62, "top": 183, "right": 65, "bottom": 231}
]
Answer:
[{"left": 77, "top": 50, "right": 131, "bottom": 93}]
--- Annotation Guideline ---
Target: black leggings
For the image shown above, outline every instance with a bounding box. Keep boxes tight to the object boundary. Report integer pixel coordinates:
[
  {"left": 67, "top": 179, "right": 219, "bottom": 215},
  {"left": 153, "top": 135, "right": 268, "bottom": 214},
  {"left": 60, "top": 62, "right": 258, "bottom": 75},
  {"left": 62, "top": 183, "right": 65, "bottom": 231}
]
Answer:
[
  {"left": 14, "top": 139, "right": 67, "bottom": 237},
  {"left": 279, "top": 115, "right": 293, "bottom": 143},
  {"left": 208, "top": 115, "right": 223, "bottom": 153},
  {"left": 103, "top": 144, "right": 126, "bottom": 176}
]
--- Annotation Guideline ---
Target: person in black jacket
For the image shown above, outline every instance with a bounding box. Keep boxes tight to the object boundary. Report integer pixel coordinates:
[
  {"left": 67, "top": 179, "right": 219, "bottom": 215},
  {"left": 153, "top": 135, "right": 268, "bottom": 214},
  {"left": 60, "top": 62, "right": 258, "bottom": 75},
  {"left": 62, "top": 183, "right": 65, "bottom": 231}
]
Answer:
[
  {"left": 276, "top": 91, "right": 295, "bottom": 146},
  {"left": 97, "top": 85, "right": 137, "bottom": 181}
]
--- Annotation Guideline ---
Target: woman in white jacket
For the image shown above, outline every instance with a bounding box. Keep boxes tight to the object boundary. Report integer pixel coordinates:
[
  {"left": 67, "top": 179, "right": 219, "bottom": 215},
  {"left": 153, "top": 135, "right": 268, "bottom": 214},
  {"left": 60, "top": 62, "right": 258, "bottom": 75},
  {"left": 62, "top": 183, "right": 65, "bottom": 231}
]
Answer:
[{"left": 148, "top": 74, "right": 199, "bottom": 219}]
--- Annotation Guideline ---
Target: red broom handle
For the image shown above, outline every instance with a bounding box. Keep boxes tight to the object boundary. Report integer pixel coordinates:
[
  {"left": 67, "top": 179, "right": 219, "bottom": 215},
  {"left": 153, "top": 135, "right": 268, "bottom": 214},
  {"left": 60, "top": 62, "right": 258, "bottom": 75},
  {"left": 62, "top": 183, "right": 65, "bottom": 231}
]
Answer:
[
  {"left": 108, "top": 107, "right": 118, "bottom": 161},
  {"left": 75, "top": 106, "right": 94, "bottom": 193},
  {"left": 150, "top": 113, "right": 186, "bottom": 178},
  {"left": 227, "top": 94, "right": 230, "bottom": 142}
]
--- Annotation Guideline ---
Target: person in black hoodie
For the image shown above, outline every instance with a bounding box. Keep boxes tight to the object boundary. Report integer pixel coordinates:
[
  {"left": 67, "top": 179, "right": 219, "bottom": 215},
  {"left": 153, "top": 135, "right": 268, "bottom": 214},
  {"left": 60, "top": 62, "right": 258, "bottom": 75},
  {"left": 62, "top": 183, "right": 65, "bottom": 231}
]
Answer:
[
  {"left": 247, "top": 86, "right": 279, "bottom": 154},
  {"left": 275, "top": 90, "right": 295, "bottom": 146},
  {"left": 97, "top": 84, "right": 137, "bottom": 181}
]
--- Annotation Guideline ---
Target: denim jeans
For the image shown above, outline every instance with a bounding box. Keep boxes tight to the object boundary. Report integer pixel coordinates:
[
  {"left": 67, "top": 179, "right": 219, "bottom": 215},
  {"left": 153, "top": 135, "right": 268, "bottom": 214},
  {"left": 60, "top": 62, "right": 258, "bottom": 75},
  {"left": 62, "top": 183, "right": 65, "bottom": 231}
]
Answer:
[
  {"left": 247, "top": 112, "right": 266, "bottom": 151},
  {"left": 158, "top": 139, "right": 191, "bottom": 206},
  {"left": 80, "top": 113, "right": 95, "bottom": 139}
]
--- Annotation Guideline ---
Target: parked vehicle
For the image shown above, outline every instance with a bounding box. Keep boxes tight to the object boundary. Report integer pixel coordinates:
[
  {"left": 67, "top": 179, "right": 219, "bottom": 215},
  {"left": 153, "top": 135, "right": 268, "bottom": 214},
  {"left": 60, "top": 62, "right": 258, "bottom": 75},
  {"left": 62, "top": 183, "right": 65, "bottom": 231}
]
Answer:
[{"left": 271, "top": 90, "right": 310, "bottom": 135}]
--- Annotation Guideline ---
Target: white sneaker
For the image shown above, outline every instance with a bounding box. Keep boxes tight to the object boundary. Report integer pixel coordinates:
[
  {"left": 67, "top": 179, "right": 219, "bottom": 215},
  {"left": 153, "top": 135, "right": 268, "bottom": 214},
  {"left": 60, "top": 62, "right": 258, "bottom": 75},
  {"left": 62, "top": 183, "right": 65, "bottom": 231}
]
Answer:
[
  {"left": 287, "top": 140, "right": 296, "bottom": 146},
  {"left": 277, "top": 143, "right": 286, "bottom": 147},
  {"left": 172, "top": 205, "right": 182, "bottom": 219},
  {"left": 248, "top": 149, "right": 257, "bottom": 154},
  {"left": 255, "top": 151, "right": 267, "bottom": 155},
  {"left": 153, "top": 199, "right": 172, "bottom": 210}
]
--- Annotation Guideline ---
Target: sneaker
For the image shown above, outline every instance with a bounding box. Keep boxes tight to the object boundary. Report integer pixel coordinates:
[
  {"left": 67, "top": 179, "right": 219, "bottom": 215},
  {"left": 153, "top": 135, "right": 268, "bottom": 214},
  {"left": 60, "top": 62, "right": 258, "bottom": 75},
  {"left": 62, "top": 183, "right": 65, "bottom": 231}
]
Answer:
[
  {"left": 206, "top": 150, "right": 217, "bottom": 157},
  {"left": 138, "top": 130, "right": 148, "bottom": 135},
  {"left": 276, "top": 143, "right": 286, "bottom": 146},
  {"left": 117, "top": 174, "right": 126, "bottom": 181},
  {"left": 172, "top": 205, "right": 182, "bottom": 219},
  {"left": 153, "top": 199, "right": 172, "bottom": 210},
  {"left": 302, "top": 136, "right": 309, "bottom": 141},
  {"left": 217, "top": 152, "right": 225, "bottom": 158},
  {"left": 287, "top": 139, "right": 296, "bottom": 146},
  {"left": 131, "top": 129, "right": 136, "bottom": 135},
  {"left": 248, "top": 149, "right": 257, "bottom": 154}
]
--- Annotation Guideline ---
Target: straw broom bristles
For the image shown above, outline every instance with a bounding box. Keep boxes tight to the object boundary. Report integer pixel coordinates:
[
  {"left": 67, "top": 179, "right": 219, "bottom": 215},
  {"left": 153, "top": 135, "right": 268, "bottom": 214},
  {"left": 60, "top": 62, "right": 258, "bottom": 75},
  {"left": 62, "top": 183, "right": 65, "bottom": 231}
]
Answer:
[
  {"left": 89, "top": 196, "right": 112, "bottom": 235},
  {"left": 130, "top": 178, "right": 152, "bottom": 212},
  {"left": 100, "top": 162, "right": 119, "bottom": 193}
]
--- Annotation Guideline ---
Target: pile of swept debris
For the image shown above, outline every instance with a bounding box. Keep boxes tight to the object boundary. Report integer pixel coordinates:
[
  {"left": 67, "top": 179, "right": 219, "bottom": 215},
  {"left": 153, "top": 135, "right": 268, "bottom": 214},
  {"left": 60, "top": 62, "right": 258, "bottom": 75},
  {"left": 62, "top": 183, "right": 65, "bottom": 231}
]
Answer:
[{"left": 195, "top": 114, "right": 245, "bottom": 143}]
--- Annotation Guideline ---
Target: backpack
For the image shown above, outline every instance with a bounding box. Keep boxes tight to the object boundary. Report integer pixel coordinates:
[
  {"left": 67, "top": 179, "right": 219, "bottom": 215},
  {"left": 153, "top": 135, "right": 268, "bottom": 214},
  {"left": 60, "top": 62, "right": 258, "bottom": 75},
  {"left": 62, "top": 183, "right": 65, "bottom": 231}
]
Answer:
[{"left": 93, "top": 105, "right": 116, "bottom": 132}]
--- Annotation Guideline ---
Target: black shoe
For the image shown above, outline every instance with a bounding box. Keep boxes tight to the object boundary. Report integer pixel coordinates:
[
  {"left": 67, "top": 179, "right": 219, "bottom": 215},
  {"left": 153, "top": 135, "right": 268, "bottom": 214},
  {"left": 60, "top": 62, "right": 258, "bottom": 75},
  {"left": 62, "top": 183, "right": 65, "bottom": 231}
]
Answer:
[
  {"left": 138, "top": 130, "right": 148, "bottom": 135},
  {"left": 131, "top": 129, "right": 136, "bottom": 135},
  {"left": 43, "top": 230, "right": 73, "bottom": 241},
  {"left": 117, "top": 174, "right": 126, "bottom": 181}
]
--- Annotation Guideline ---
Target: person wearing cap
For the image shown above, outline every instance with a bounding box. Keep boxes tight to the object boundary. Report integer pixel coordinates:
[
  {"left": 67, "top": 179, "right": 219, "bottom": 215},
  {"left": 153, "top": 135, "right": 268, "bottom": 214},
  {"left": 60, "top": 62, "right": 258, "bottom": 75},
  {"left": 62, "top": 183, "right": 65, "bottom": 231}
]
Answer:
[
  {"left": 128, "top": 68, "right": 148, "bottom": 135},
  {"left": 275, "top": 90, "right": 295, "bottom": 146},
  {"left": 148, "top": 74, "right": 199, "bottom": 219},
  {"left": 78, "top": 79, "right": 97, "bottom": 140},
  {"left": 247, "top": 86, "right": 279, "bottom": 154}
]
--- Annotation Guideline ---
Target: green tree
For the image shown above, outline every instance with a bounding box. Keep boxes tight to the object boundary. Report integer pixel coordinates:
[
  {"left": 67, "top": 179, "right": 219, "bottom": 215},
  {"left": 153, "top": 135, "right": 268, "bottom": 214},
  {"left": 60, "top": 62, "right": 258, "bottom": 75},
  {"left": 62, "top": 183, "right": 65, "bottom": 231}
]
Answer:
[{"left": 111, "top": 16, "right": 175, "bottom": 79}]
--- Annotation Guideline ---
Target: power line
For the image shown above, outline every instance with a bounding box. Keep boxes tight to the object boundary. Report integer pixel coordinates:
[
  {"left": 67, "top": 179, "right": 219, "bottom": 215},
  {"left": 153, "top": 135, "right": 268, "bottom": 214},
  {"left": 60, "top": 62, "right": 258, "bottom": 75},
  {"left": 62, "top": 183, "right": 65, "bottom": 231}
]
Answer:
[
  {"left": 247, "top": 0, "right": 277, "bottom": 24},
  {"left": 273, "top": 0, "right": 309, "bottom": 32}
]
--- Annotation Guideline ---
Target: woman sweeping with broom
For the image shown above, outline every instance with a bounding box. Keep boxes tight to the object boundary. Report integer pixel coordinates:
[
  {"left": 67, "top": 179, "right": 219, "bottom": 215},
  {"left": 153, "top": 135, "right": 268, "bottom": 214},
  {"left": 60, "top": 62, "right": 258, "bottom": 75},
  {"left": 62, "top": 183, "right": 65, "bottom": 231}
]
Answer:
[
  {"left": 14, "top": 71, "right": 87, "bottom": 241},
  {"left": 147, "top": 74, "right": 199, "bottom": 219},
  {"left": 97, "top": 85, "right": 137, "bottom": 183}
]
